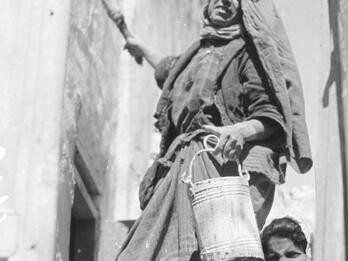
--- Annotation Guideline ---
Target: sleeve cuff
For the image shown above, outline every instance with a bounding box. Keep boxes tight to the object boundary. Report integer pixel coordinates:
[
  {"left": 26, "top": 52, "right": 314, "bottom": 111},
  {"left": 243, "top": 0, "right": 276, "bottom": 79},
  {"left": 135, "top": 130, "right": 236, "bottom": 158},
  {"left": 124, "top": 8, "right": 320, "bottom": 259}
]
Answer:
[{"left": 246, "top": 109, "right": 287, "bottom": 138}]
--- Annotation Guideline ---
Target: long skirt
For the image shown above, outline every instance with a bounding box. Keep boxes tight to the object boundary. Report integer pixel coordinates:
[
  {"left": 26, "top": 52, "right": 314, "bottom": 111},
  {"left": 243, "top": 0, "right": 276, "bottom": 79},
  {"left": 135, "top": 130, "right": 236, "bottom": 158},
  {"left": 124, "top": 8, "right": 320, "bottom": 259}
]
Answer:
[{"left": 116, "top": 140, "right": 275, "bottom": 261}]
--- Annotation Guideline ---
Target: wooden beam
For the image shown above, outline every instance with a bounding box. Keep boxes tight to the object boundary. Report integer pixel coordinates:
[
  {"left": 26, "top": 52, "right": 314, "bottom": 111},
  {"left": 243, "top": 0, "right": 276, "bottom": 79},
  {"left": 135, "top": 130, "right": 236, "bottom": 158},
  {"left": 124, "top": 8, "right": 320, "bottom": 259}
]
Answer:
[
  {"left": 328, "top": 0, "right": 348, "bottom": 257},
  {"left": 74, "top": 143, "right": 102, "bottom": 196},
  {"left": 72, "top": 167, "right": 100, "bottom": 220},
  {"left": 337, "top": 1, "right": 348, "bottom": 257}
]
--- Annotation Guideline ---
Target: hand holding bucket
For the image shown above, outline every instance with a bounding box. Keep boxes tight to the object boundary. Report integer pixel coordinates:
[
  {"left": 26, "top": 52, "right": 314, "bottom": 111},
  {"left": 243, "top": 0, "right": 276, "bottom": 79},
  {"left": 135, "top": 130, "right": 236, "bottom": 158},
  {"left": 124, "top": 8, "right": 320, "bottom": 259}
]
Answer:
[
  {"left": 202, "top": 124, "right": 245, "bottom": 161},
  {"left": 181, "top": 134, "right": 250, "bottom": 189}
]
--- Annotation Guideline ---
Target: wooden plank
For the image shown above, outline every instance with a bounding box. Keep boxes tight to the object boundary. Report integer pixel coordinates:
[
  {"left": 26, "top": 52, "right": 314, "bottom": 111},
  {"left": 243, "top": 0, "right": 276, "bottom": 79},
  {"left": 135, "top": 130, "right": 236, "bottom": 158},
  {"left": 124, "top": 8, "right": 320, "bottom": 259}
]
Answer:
[
  {"left": 72, "top": 167, "right": 100, "bottom": 220},
  {"left": 326, "top": 0, "right": 348, "bottom": 258},
  {"left": 74, "top": 143, "right": 102, "bottom": 196},
  {"left": 313, "top": 1, "right": 346, "bottom": 260}
]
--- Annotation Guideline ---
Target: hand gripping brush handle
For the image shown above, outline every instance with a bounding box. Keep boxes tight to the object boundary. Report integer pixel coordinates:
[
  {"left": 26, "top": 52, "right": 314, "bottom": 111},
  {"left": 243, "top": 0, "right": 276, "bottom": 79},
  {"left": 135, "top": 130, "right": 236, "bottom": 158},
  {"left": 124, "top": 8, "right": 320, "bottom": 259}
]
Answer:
[{"left": 101, "top": 0, "right": 143, "bottom": 65}]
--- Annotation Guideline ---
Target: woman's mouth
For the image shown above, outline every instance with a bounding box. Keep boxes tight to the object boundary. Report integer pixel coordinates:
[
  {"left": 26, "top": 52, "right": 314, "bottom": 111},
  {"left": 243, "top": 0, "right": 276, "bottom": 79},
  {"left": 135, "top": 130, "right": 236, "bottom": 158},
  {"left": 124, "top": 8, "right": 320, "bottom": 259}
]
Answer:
[{"left": 216, "top": 6, "right": 232, "bottom": 15}]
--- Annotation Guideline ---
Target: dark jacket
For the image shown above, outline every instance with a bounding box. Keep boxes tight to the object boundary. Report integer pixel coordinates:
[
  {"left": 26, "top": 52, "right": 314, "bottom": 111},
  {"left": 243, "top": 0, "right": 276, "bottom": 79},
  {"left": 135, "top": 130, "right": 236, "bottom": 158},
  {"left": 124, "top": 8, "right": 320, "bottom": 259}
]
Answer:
[{"left": 156, "top": 0, "right": 313, "bottom": 174}]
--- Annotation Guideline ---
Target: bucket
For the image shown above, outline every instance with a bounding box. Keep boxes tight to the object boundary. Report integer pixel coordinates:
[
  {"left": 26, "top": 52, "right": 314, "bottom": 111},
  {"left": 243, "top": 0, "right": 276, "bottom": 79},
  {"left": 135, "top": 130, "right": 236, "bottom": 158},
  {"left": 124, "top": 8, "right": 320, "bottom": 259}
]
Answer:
[{"left": 182, "top": 135, "right": 264, "bottom": 261}]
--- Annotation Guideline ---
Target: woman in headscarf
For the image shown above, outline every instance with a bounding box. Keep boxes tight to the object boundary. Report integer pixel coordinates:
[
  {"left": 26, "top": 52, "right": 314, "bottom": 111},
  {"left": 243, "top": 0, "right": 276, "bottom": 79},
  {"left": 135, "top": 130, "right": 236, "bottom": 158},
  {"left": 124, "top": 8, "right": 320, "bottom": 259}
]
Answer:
[
  {"left": 103, "top": 0, "right": 312, "bottom": 260},
  {"left": 261, "top": 216, "right": 313, "bottom": 261}
]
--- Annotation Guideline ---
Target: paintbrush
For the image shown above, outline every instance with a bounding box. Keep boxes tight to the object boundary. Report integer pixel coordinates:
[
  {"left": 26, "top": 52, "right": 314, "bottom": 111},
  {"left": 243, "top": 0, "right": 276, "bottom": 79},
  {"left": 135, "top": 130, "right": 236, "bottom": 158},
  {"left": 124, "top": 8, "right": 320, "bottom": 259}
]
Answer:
[{"left": 101, "top": 0, "right": 143, "bottom": 65}]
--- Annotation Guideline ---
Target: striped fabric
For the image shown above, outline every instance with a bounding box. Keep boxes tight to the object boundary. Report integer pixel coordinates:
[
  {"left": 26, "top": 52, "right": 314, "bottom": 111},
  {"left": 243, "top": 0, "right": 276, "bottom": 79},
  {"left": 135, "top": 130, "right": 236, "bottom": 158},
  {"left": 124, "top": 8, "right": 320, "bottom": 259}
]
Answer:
[{"left": 116, "top": 138, "right": 274, "bottom": 261}]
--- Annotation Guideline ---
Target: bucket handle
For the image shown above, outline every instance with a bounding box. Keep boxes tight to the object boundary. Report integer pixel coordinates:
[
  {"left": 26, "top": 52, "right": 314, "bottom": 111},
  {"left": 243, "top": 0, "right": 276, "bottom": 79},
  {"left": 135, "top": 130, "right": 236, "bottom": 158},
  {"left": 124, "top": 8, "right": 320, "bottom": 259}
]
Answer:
[{"left": 181, "top": 134, "right": 250, "bottom": 187}]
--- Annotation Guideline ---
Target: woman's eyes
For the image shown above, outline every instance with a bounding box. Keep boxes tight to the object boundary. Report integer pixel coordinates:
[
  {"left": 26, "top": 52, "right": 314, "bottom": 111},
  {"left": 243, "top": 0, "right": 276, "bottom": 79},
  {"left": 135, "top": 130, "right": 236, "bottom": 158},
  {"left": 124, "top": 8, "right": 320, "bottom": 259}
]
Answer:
[
  {"left": 266, "top": 251, "right": 302, "bottom": 261},
  {"left": 266, "top": 251, "right": 302, "bottom": 260}
]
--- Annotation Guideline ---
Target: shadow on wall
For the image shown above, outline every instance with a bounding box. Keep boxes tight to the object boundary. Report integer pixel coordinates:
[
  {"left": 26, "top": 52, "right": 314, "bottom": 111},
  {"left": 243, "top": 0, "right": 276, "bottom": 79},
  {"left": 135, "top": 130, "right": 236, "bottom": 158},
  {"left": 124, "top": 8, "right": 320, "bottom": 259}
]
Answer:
[{"left": 322, "top": 51, "right": 337, "bottom": 107}]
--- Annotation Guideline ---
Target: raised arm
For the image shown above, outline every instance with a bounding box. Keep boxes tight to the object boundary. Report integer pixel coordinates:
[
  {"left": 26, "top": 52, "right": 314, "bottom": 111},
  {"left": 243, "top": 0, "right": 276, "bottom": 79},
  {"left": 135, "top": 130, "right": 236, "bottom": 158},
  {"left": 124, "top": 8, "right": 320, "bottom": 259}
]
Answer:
[
  {"left": 124, "top": 36, "right": 164, "bottom": 69},
  {"left": 101, "top": 0, "right": 164, "bottom": 68}
]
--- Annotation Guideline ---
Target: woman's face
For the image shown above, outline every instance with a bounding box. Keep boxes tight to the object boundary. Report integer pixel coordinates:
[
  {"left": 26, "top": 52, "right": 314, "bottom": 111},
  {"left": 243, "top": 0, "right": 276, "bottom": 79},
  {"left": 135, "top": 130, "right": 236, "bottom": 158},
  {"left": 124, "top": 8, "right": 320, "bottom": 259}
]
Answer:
[
  {"left": 265, "top": 236, "right": 308, "bottom": 261},
  {"left": 207, "top": 0, "right": 241, "bottom": 27}
]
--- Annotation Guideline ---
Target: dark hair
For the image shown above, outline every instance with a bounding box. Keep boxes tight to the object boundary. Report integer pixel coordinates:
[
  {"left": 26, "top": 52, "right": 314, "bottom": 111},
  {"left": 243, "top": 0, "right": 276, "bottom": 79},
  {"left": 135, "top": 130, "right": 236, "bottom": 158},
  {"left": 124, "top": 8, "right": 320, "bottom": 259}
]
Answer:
[{"left": 261, "top": 217, "right": 307, "bottom": 254}]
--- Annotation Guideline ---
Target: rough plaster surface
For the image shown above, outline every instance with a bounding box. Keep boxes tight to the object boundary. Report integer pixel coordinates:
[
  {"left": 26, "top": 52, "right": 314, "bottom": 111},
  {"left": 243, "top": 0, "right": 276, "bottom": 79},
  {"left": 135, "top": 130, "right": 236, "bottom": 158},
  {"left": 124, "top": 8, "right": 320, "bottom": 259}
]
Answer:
[{"left": 0, "top": 0, "right": 71, "bottom": 260}]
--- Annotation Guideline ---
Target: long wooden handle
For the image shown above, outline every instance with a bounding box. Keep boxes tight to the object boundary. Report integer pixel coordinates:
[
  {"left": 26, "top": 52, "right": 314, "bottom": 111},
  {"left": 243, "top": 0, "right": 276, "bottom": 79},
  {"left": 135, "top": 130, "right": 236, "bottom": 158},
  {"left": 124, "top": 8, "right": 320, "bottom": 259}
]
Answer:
[{"left": 101, "top": 0, "right": 143, "bottom": 64}]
